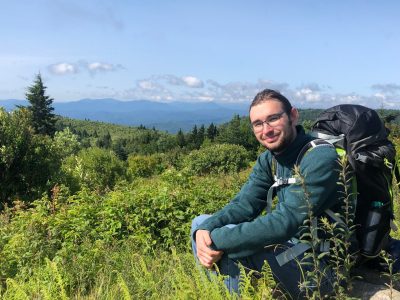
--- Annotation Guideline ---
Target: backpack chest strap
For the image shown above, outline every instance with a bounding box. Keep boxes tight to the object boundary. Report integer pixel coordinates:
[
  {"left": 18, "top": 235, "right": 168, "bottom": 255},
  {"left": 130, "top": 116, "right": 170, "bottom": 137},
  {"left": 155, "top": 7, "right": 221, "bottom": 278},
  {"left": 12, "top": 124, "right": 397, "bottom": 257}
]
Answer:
[{"left": 266, "top": 173, "right": 297, "bottom": 213}]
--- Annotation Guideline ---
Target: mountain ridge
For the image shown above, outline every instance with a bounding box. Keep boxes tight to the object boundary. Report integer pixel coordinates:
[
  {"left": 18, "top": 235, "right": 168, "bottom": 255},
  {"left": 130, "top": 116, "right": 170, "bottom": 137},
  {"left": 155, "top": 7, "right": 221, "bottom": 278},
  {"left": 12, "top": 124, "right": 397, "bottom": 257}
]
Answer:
[{"left": 0, "top": 98, "right": 249, "bottom": 133}]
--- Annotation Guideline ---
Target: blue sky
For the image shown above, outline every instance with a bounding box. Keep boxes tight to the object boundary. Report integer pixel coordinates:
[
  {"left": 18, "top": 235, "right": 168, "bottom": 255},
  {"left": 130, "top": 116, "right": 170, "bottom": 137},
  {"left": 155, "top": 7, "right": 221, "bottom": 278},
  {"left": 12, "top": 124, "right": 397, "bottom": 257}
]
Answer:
[{"left": 1, "top": 0, "right": 399, "bottom": 108}]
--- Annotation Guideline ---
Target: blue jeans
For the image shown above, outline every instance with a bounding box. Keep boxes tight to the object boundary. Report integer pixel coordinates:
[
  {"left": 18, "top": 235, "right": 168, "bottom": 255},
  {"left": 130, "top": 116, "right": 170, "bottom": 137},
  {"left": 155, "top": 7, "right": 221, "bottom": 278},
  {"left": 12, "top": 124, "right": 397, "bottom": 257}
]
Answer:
[{"left": 191, "top": 214, "right": 334, "bottom": 299}]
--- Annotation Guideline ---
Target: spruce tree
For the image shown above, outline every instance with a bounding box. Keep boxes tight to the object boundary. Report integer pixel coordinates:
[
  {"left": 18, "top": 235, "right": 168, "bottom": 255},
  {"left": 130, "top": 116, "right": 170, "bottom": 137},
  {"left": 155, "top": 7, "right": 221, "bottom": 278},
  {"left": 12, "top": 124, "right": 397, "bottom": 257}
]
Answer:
[
  {"left": 206, "top": 122, "right": 218, "bottom": 140},
  {"left": 176, "top": 129, "right": 186, "bottom": 148},
  {"left": 187, "top": 125, "right": 198, "bottom": 149},
  {"left": 197, "top": 124, "right": 205, "bottom": 148},
  {"left": 96, "top": 131, "right": 112, "bottom": 148},
  {"left": 25, "top": 73, "right": 56, "bottom": 136}
]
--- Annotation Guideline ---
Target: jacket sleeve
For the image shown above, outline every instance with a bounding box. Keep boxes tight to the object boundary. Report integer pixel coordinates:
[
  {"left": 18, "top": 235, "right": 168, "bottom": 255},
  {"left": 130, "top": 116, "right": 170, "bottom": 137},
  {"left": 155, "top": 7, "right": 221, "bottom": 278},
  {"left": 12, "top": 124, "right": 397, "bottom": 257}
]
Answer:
[
  {"left": 209, "top": 145, "right": 340, "bottom": 259},
  {"left": 195, "top": 152, "right": 274, "bottom": 233}
]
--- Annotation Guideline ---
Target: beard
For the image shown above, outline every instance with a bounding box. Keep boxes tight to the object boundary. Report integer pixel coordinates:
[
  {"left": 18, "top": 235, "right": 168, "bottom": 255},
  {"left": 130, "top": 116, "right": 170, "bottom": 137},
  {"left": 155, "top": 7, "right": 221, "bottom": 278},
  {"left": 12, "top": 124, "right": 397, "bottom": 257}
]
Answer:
[
  {"left": 261, "top": 123, "right": 297, "bottom": 154},
  {"left": 269, "top": 131, "right": 295, "bottom": 153}
]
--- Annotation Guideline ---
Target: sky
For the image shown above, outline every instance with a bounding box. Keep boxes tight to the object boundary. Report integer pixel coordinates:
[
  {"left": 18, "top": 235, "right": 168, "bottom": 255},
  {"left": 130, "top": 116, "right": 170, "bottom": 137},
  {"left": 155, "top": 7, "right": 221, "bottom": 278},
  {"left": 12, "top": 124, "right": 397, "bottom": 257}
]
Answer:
[{"left": 1, "top": 0, "right": 399, "bottom": 108}]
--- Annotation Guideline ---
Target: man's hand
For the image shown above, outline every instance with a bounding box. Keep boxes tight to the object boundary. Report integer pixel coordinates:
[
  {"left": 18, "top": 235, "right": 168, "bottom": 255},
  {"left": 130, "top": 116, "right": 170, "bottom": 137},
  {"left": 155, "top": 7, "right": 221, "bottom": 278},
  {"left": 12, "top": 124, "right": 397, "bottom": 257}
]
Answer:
[{"left": 195, "top": 230, "right": 224, "bottom": 269}]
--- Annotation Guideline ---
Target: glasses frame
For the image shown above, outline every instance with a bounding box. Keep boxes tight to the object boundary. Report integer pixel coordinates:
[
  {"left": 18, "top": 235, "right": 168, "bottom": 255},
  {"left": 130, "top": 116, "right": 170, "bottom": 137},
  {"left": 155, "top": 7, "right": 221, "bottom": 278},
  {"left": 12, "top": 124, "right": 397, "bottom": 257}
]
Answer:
[{"left": 251, "top": 111, "right": 286, "bottom": 132}]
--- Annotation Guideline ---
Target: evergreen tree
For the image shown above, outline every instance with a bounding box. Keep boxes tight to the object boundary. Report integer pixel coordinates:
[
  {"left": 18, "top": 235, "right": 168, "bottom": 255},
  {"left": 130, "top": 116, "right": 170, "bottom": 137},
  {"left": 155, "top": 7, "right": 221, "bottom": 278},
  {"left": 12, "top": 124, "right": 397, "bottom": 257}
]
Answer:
[
  {"left": 25, "top": 73, "right": 56, "bottom": 136},
  {"left": 112, "top": 138, "right": 128, "bottom": 161},
  {"left": 216, "top": 114, "right": 258, "bottom": 153},
  {"left": 96, "top": 131, "right": 112, "bottom": 148},
  {"left": 176, "top": 129, "right": 186, "bottom": 148},
  {"left": 81, "top": 129, "right": 88, "bottom": 137},
  {"left": 187, "top": 125, "right": 198, "bottom": 149},
  {"left": 197, "top": 125, "right": 205, "bottom": 148},
  {"left": 206, "top": 122, "right": 218, "bottom": 140}
]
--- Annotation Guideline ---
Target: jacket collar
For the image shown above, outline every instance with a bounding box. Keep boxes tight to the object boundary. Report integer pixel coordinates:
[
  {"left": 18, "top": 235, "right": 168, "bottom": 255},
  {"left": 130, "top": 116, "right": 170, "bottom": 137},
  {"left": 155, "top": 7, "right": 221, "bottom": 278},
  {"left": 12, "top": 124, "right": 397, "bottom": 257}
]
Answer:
[{"left": 273, "top": 126, "right": 313, "bottom": 166}]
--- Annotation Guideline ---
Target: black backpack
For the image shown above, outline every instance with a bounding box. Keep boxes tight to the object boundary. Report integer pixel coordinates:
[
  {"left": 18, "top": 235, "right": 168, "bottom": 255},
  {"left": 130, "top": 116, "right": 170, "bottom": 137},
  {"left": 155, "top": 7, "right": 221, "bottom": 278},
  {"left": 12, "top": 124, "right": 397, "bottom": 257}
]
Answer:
[{"left": 307, "top": 104, "right": 398, "bottom": 258}]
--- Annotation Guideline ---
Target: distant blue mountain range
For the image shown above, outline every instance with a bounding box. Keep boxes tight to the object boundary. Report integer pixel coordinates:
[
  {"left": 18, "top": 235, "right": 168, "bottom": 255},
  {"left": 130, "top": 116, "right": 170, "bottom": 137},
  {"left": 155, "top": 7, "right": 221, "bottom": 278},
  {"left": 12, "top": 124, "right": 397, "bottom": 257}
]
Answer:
[{"left": 0, "top": 98, "right": 249, "bottom": 133}]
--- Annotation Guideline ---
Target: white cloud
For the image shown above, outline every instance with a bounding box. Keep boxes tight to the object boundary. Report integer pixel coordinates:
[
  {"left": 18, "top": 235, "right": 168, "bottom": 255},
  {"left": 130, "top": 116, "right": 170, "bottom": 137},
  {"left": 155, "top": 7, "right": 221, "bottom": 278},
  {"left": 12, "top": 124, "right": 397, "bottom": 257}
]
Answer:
[
  {"left": 121, "top": 76, "right": 293, "bottom": 103},
  {"left": 369, "top": 83, "right": 400, "bottom": 108},
  {"left": 161, "top": 75, "right": 204, "bottom": 88},
  {"left": 295, "top": 88, "right": 321, "bottom": 102},
  {"left": 340, "top": 94, "right": 362, "bottom": 103},
  {"left": 138, "top": 80, "right": 157, "bottom": 90},
  {"left": 87, "top": 62, "right": 123, "bottom": 73},
  {"left": 371, "top": 83, "right": 400, "bottom": 94},
  {"left": 182, "top": 76, "right": 204, "bottom": 88},
  {"left": 374, "top": 93, "right": 386, "bottom": 100},
  {"left": 48, "top": 63, "right": 78, "bottom": 75},
  {"left": 48, "top": 61, "right": 124, "bottom": 76}
]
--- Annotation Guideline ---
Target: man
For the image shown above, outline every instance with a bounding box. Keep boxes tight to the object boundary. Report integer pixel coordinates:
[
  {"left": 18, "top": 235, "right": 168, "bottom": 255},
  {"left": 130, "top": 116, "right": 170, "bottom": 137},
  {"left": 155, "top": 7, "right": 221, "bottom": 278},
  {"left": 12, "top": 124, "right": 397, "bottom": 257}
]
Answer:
[{"left": 191, "top": 89, "right": 342, "bottom": 298}]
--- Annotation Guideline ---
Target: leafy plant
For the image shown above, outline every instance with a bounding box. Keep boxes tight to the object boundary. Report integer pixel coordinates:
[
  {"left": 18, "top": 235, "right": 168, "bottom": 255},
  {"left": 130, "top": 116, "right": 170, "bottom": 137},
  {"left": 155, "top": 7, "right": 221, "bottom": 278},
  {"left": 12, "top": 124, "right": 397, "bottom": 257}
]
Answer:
[
  {"left": 61, "top": 147, "right": 126, "bottom": 194},
  {"left": 183, "top": 143, "right": 250, "bottom": 175}
]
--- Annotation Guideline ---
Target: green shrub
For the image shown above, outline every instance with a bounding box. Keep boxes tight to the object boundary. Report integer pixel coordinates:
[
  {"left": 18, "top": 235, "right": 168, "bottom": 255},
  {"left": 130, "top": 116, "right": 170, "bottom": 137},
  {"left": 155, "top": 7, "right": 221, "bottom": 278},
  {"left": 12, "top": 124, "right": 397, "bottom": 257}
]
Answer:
[
  {"left": 127, "top": 153, "right": 167, "bottom": 179},
  {"left": 52, "top": 127, "right": 81, "bottom": 158},
  {"left": 61, "top": 147, "right": 126, "bottom": 194},
  {"left": 183, "top": 143, "right": 250, "bottom": 175},
  {"left": 0, "top": 108, "right": 62, "bottom": 205}
]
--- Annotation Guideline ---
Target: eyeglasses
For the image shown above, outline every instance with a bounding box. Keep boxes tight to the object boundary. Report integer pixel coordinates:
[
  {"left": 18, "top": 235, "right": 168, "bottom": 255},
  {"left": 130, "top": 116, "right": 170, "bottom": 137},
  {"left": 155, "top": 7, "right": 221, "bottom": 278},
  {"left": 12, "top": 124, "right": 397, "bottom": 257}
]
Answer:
[{"left": 251, "top": 111, "right": 286, "bottom": 132}]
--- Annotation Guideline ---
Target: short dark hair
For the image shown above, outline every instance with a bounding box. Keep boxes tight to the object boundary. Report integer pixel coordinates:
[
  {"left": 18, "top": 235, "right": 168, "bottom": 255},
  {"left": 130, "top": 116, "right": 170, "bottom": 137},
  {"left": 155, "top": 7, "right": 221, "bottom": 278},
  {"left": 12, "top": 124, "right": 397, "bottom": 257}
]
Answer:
[{"left": 250, "top": 89, "right": 292, "bottom": 115}]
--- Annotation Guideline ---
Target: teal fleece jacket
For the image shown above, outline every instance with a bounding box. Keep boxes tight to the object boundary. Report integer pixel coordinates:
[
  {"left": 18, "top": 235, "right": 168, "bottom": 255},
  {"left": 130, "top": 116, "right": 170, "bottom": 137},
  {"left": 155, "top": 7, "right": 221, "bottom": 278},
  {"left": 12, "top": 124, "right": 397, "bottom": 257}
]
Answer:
[{"left": 196, "top": 126, "right": 341, "bottom": 259}]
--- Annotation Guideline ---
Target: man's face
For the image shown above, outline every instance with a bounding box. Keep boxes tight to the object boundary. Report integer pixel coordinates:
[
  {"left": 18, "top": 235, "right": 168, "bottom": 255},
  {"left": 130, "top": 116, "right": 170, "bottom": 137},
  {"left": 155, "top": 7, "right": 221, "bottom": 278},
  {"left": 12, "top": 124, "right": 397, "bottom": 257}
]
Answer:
[{"left": 249, "top": 100, "right": 298, "bottom": 153}]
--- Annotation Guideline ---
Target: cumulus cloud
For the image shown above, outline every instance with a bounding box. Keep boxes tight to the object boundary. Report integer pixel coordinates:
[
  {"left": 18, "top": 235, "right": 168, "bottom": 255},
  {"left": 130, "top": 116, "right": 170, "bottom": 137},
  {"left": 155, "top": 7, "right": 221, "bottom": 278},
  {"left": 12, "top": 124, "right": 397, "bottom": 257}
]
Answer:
[
  {"left": 48, "top": 62, "right": 78, "bottom": 75},
  {"left": 368, "top": 83, "right": 400, "bottom": 107},
  {"left": 138, "top": 80, "right": 158, "bottom": 90},
  {"left": 182, "top": 76, "right": 204, "bottom": 88},
  {"left": 122, "top": 76, "right": 293, "bottom": 103},
  {"left": 371, "top": 83, "right": 400, "bottom": 94},
  {"left": 295, "top": 88, "right": 321, "bottom": 103},
  {"left": 161, "top": 75, "right": 204, "bottom": 88},
  {"left": 47, "top": 61, "right": 124, "bottom": 76},
  {"left": 87, "top": 62, "right": 123, "bottom": 73},
  {"left": 206, "top": 80, "right": 290, "bottom": 102}
]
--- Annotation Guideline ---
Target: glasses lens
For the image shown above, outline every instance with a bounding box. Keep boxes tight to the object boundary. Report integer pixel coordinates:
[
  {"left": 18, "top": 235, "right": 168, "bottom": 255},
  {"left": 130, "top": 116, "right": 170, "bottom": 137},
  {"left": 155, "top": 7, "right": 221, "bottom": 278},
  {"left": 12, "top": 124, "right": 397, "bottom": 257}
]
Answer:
[
  {"left": 251, "top": 112, "right": 284, "bottom": 132},
  {"left": 267, "top": 113, "right": 283, "bottom": 126}
]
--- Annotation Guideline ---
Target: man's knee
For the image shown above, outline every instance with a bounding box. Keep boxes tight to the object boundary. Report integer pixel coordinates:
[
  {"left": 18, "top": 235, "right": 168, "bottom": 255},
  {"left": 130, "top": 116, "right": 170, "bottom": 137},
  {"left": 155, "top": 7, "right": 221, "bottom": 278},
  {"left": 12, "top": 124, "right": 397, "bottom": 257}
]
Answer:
[{"left": 191, "top": 214, "right": 212, "bottom": 232}]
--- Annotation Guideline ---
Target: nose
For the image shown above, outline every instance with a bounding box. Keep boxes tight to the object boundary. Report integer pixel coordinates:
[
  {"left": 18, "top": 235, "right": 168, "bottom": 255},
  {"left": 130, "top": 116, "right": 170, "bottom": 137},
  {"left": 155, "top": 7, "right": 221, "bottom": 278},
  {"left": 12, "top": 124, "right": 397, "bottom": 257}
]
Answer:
[{"left": 261, "top": 122, "right": 274, "bottom": 134}]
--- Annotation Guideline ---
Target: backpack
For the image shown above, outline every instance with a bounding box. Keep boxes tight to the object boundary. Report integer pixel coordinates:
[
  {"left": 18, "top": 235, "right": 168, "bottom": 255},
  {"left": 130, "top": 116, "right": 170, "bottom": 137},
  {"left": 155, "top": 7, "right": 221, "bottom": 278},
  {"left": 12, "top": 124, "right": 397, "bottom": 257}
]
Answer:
[{"left": 307, "top": 104, "right": 398, "bottom": 258}]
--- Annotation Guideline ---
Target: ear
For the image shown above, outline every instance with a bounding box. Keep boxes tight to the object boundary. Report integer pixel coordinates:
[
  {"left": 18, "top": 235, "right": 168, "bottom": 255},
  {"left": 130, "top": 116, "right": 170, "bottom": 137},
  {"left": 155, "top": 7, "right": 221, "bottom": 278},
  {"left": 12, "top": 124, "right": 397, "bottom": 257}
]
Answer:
[{"left": 289, "top": 108, "right": 299, "bottom": 126}]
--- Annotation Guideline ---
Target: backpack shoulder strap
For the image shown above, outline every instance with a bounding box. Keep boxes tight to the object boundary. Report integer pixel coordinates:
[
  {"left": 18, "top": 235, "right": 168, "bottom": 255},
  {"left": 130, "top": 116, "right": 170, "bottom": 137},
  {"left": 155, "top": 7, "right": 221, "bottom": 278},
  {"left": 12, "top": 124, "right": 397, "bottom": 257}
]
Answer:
[
  {"left": 295, "top": 138, "right": 335, "bottom": 166},
  {"left": 266, "top": 139, "right": 333, "bottom": 214},
  {"left": 267, "top": 139, "right": 336, "bottom": 214},
  {"left": 274, "top": 139, "right": 340, "bottom": 266}
]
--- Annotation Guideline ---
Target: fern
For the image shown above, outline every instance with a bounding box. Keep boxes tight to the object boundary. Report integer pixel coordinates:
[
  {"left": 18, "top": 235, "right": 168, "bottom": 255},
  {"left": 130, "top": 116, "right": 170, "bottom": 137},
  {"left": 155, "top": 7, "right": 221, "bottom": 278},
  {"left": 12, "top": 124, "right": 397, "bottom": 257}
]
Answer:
[{"left": 117, "top": 273, "right": 132, "bottom": 300}]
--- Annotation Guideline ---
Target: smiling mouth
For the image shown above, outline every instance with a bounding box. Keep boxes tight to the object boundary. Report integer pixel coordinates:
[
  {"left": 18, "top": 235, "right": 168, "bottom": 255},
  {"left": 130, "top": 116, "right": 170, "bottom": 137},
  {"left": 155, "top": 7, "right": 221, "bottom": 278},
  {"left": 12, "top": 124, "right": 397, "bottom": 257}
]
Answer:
[{"left": 264, "top": 135, "right": 279, "bottom": 143}]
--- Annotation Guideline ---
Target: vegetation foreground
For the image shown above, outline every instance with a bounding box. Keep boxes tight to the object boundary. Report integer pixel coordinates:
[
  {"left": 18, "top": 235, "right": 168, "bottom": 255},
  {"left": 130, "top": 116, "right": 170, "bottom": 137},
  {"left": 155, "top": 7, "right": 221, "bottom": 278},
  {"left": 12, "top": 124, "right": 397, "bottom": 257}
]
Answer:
[
  {"left": 1, "top": 147, "right": 399, "bottom": 299},
  {"left": 0, "top": 170, "right": 252, "bottom": 299}
]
